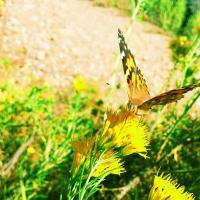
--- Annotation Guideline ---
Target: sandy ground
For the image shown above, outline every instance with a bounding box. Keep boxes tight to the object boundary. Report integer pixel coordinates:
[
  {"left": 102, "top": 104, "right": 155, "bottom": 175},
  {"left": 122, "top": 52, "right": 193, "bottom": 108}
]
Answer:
[{"left": 0, "top": 0, "right": 173, "bottom": 106}]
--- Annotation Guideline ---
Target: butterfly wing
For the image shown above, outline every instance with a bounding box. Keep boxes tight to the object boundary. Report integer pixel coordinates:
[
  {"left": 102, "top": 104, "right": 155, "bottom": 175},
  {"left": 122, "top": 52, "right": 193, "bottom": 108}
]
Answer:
[
  {"left": 118, "top": 29, "right": 150, "bottom": 106},
  {"left": 138, "top": 83, "right": 200, "bottom": 110}
]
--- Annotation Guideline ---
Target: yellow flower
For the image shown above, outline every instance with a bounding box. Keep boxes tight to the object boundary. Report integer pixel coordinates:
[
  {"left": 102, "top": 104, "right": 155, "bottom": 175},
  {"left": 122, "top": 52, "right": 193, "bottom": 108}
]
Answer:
[
  {"left": 72, "top": 152, "right": 85, "bottom": 174},
  {"left": 71, "top": 136, "right": 98, "bottom": 175},
  {"left": 71, "top": 108, "right": 149, "bottom": 177},
  {"left": 103, "top": 109, "right": 149, "bottom": 158},
  {"left": 92, "top": 150, "right": 125, "bottom": 177},
  {"left": 149, "top": 174, "right": 195, "bottom": 200},
  {"left": 72, "top": 138, "right": 125, "bottom": 177},
  {"left": 27, "top": 146, "right": 36, "bottom": 154},
  {"left": 73, "top": 76, "right": 87, "bottom": 92},
  {"left": 71, "top": 136, "right": 98, "bottom": 155},
  {"left": 27, "top": 145, "right": 39, "bottom": 163},
  {"left": 178, "top": 36, "right": 188, "bottom": 46}
]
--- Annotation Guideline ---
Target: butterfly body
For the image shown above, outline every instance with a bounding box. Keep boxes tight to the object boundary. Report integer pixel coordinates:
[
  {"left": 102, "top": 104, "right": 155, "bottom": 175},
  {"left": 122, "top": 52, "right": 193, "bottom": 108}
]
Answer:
[{"left": 118, "top": 29, "right": 199, "bottom": 112}]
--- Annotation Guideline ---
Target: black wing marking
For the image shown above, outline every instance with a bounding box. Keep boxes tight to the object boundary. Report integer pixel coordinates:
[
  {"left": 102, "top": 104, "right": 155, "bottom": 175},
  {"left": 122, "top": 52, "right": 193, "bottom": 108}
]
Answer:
[{"left": 138, "top": 83, "right": 200, "bottom": 110}]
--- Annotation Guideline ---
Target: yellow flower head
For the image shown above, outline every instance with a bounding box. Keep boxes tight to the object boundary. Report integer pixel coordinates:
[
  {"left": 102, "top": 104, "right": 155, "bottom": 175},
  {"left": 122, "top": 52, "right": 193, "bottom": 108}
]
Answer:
[
  {"left": 27, "top": 146, "right": 36, "bottom": 154},
  {"left": 72, "top": 152, "right": 85, "bottom": 174},
  {"left": 103, "top": 109, "right": 149, "bottom": 158},
  {"left": 149, "top": 174, "right": 195, "bottom": 200},
  {"left": 71, "top": 136, "right": 96, "bottom": 175},
  {"left": 71, "top": 136, "right": 97, "bottom": 155},
  {"left": 73, "top": 75, "right": 87, "bottom": 92},
  {"left": 72, "top": 137, "right": 125, "bottom": 177},
  {"left": 178, "top": 36, "right": 188, "bottom": 46},
  {"left": 92, "top": 150, "right": 125, "bottom": 177}
]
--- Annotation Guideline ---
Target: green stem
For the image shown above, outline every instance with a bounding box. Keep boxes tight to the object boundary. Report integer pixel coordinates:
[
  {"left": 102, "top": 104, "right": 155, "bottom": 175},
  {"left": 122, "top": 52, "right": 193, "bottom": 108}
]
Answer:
[
  {"left": 79, "top": 153, "right": 104, "bottom": 200},
  {"left": 157, "top": 91, "right": 200, "bottom": 162},
  {"left": 150, "top": 33, "right": 200, "bottom": 133}
]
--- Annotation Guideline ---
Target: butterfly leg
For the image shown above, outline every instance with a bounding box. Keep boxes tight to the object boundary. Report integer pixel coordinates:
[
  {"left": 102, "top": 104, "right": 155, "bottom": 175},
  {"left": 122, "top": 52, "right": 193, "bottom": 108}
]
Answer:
[
  {"left": 134, "top": 105, "right": 138, "bottom": 115},
  {"left": 127, "top": 101, "right": 139, "bottom": 114}
]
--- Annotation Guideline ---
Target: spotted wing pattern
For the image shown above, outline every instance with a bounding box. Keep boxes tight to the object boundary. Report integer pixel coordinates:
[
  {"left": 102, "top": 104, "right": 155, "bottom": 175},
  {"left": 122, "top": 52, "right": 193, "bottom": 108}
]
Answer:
[
  {"left": 118, "top": 29, "right": 200, "bottom": 111},
  {"left": 118, "top": 29, "right": 150, "bottom": 106},
  {"left": 138, "top": 83, "right": 200, "bottom": 110}
]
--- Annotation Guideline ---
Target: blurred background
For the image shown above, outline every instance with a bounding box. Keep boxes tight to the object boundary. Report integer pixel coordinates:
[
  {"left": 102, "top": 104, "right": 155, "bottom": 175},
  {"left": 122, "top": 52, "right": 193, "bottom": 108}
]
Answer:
[{"left": 0, "top": 0, "right": 199, "bottom": 199}]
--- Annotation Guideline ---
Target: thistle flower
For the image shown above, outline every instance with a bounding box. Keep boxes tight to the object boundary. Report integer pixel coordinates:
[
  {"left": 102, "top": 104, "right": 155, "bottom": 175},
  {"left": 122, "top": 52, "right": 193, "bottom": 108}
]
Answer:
[
  {"left": 103, "top": 109, "right": 149, "bottom": 158},
  {"left": 149, "top": 174, "right": 195, "bottom": 200}
]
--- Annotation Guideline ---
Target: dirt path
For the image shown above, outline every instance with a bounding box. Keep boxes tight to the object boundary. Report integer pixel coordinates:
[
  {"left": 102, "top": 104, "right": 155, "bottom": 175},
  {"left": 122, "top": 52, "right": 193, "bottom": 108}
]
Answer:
[{"left": 0, "top": 0, "right": 173, "bottom": 104}]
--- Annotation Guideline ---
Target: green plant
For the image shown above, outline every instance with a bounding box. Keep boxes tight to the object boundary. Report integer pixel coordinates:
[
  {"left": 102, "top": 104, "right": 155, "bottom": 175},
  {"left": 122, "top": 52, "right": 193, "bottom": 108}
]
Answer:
[
  {"left": 183, "top": 11, "right": 200, "bottom": 38},
  {"left": 0, "top": 83, "right": 102, "bottom": 199},
  {"left": 1, "top": 1, "right": 199, "bottom": 198},
  {"left": 141, "top": 0, "right": 187, "bottom": 33}
]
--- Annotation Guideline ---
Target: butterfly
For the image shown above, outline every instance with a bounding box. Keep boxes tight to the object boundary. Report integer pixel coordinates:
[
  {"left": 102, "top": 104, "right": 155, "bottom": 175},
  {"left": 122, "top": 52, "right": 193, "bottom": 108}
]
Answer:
[{"left": 118, "top": 29, "right": 200, "bottom": 112}]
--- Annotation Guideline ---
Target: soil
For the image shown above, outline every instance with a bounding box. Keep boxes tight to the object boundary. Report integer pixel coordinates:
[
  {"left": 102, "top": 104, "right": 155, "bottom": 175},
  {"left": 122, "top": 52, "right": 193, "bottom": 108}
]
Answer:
[{"left": 0, "top": 0, "right": 173, "bottom": 106}]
